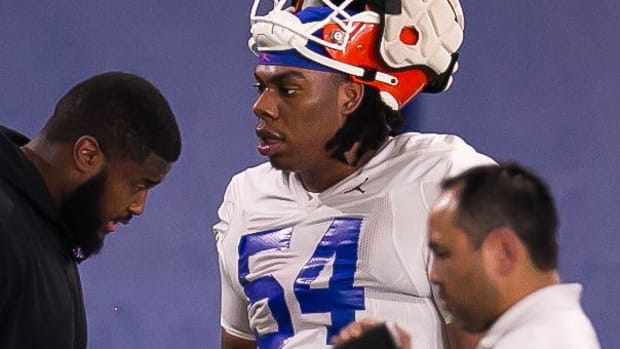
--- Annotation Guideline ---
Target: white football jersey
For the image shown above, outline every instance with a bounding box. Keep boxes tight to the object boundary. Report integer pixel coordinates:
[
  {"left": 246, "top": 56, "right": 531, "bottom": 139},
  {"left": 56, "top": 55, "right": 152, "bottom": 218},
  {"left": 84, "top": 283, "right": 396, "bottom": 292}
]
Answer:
[{"left": 214, "top": 133, "right": 494, "bottom": 349}]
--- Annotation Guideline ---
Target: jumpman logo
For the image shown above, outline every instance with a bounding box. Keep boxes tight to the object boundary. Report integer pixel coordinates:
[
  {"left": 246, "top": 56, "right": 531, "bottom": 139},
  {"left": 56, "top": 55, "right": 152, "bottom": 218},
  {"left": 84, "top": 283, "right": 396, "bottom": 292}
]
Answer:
[{"left": 344, "top": 177, "right": 369, "bottom": 194}]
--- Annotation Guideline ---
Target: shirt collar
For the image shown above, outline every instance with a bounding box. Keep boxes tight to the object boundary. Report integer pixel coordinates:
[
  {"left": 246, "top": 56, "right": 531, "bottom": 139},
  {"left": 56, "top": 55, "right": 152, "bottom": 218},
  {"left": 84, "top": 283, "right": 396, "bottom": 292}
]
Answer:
[{"left": 477, "top": 283, "right": 583, "bottom": 349}]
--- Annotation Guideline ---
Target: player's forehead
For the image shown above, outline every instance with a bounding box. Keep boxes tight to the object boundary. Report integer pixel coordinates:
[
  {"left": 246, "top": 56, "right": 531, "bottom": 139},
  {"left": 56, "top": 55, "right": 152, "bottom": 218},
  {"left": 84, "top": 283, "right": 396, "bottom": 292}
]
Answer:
[
  {"left": 109, "top": 152, "right": 171, "bottom": 183},
  {"left": 255, "top": 64, "right": 303, "bottom": 79},
  {"left": 429, "top": 190, "right": 461, "bottom": 242},
  {"left": 253, "top": 64, "right": 335, "bottom": 84},
  {"left": 430, "top": 190, "right": 459, "bottom": 224}
]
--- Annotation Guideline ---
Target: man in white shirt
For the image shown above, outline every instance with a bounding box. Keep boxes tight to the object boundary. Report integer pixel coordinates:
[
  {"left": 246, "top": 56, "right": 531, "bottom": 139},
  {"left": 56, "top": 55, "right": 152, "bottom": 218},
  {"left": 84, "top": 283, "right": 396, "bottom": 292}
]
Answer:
[
  {"left": 213, "top": 1, "right": 493, "bottom": 348},
  {"left": 333, "top": 163, "right": 601, "bottom": 348}
]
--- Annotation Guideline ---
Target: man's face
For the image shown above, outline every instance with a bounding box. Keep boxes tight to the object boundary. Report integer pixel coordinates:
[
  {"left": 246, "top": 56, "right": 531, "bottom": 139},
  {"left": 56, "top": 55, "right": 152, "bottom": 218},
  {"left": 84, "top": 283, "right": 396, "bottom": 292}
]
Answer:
[
  {"left": 252, "top": 65, "right": 347, "bottom": 172},
  {"left": 428, "top": 190, "right": 499, "bottom": 333},
  {"left": 61, "top": 152, "right": 171, "bottom": 258}
]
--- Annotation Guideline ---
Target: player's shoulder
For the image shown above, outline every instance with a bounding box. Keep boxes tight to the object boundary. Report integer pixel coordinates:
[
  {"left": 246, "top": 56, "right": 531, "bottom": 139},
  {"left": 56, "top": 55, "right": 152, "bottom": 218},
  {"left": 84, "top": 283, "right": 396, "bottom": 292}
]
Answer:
[
  {"left": 392, "top": 132, "right": 478, "bottom": 154},
  {"left": 226, "top": 161, "right": 291, "bottom": 198},
  {"left": 0, "top": 180, "right": 28, "bottom": 272},
  {"left": 496, "top": 320, "right": 600, "bottom": 349},
  {"left": 385, "top": 132, "right": 495, "bottom": 176},
  {"left": 484, "top": 284, "right": 600, "bottom": 349},
  {"left": 0, "top": 177, "right": 17, "bottom": 221},
  {"left": 230, "top": 161, "right": 276, "bottom": 183},
  {"left": 231, "top": 161, "right": 283, "bottom": 184}
]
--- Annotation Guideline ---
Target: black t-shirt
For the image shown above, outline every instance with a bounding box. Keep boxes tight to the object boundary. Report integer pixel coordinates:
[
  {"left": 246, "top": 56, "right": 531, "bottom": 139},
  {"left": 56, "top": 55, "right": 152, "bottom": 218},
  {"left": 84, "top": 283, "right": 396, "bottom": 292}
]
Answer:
[{"left": 0, "top": 126, "right": 87, "bottom": 349}]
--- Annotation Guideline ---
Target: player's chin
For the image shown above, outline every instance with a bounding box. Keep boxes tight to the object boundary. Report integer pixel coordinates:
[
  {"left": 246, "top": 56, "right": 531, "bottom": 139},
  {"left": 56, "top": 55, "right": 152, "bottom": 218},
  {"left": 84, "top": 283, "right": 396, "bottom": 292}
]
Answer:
[
  {"left": 96, "top": 229, "right": 109, "bottom": 240},
  {"left": 267, "top": 154, "right": 296, "bottom": 171},
  {"left": 79, "top": 233, "right": 106, "bottom": 258},
  {"left": 455, "top": 312, "right": 487, "bottom": 334}
]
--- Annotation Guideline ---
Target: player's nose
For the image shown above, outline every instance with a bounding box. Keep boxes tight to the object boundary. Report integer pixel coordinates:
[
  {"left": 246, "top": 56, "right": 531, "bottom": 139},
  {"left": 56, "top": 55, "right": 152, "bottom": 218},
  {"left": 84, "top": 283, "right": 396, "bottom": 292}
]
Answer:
[{"left": 252, "top": 88, "right": 278, "bottom": 120}]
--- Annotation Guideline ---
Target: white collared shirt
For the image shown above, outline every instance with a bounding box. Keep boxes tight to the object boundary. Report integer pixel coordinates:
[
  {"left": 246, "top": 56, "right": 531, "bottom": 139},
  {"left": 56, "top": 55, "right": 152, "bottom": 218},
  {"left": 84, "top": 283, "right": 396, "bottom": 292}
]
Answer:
[{"left": 477, "top": 283, "right": 600, "bottom": 349}]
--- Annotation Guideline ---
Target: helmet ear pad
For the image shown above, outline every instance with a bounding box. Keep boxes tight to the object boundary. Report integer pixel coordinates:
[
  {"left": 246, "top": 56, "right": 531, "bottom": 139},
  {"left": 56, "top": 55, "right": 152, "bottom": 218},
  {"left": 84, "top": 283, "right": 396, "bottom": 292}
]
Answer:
[{"left": 323, "top": 19, "right": 429, "bottom": 109}]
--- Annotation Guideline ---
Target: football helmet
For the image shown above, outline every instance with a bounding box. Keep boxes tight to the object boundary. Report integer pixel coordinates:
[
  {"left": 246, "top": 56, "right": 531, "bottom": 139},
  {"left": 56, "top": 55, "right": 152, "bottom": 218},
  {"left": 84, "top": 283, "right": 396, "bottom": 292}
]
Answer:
[{"left": 249, "top": 0, "right": 464, "bottom": 110}]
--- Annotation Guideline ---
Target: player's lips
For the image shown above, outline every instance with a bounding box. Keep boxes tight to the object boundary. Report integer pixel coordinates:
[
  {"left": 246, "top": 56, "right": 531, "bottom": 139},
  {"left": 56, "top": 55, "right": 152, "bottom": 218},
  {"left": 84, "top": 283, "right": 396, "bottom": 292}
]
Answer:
[
  {"left": 105, "top": 216, "right": 132, "bottom": 233},
  {"left": 105, "top": 221, "right": 118, "bottom": 233},
  {"left": 256, "top": 128, "right": 284, "bottom": 156}
]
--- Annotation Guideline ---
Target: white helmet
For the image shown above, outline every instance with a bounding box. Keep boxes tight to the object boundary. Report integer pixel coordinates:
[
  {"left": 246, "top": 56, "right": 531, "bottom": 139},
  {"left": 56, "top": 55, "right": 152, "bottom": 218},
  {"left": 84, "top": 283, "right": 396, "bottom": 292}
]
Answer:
[{"left": 249, "top": 0, "right": 464, "bottom": 109}]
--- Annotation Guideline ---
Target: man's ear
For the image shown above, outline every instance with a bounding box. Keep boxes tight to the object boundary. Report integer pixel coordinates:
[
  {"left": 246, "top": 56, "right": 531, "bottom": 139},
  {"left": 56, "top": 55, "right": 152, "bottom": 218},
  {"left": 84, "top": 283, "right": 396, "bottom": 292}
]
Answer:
[
  {"left": 482, "top": 227, "right": 521, "bottom": 276},
  {"left": 73, "top": 136, "right": 105, "bottom": 174},
  {"left": 338, "top": 80, "right": 364, "bottom": 116}
]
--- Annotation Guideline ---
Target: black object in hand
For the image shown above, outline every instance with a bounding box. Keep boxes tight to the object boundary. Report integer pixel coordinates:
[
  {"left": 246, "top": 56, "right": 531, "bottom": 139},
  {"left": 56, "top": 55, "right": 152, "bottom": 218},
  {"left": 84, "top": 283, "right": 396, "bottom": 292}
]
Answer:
[{"left": 333, "top": 323, "right": 401, "bottom": 349}]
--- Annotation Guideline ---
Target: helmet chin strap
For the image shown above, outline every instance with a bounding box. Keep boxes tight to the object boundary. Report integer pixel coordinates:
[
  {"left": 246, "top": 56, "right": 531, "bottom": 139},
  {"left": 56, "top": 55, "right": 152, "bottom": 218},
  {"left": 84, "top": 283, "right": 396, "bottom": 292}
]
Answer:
[
  {"left": 379, "top": 92, "right": 399, "bottom": 111},
  {"left": 293, "top": 43, "right": 401, "bottom": 109},
  {"left": 291, "top": 42, "right": 399, "bottom": 86}
]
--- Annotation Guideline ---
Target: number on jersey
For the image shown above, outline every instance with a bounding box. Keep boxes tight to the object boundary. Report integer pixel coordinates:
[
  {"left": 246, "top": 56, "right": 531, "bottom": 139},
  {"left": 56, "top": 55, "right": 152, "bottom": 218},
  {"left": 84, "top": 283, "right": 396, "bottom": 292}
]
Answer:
[{"left": 238, "top": 217, "right": 365, "bottom": 349}]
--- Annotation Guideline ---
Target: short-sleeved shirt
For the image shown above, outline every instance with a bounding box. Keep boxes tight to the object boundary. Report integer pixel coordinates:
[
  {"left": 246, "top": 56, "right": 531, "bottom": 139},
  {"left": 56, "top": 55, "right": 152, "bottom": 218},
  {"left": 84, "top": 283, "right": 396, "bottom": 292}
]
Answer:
[
  {"left": 214, "top": 132, "right": 495, "bottom": 349},
  {"left": 476, "top": 283, "right": 600, "bottom": 349}
]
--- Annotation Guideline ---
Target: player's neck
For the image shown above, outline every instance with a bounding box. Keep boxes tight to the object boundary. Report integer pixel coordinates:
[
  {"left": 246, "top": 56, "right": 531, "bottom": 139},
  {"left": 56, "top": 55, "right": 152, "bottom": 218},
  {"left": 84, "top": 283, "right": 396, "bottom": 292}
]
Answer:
[
  {"left": 498, "top": 269, "right": 558, "bottom": 316},
  {"left": 299, "top": 144, "right": 376, "bottom": 193},
  {"left": 21, "top": 138, "right": 76, "bottom": 208}
]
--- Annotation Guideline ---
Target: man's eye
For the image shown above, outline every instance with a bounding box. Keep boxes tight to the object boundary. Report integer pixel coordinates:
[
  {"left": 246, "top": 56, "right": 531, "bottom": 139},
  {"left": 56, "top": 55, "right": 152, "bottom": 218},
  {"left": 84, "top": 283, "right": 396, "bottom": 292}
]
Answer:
[
  {"left": 134, "top": 184, "right": 146, "bottom": 192},
  {"left": 437, "top": 252, "right": 450, "bottom": 259},
  {"left": 432, "top": 249, "right": 450, "bottom": 259},
  {"left": 279, "top": 87, "right": 297, "bottom": 96}
]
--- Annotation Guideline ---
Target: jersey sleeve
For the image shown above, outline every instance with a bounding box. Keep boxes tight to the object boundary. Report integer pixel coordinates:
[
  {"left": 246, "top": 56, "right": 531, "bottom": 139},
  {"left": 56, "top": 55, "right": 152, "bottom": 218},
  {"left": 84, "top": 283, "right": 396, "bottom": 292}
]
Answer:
[
  {"left": 213, "top": 175, "right": 255, "bottom": 341},
  {"left": 421, "top": 147, "right": 496, "bottom": 324}
]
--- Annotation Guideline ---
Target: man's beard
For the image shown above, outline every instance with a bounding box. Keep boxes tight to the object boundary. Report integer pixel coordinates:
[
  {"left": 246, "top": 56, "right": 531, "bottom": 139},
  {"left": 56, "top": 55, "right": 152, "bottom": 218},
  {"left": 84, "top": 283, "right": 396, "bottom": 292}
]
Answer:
[{"left": 59, "top": 168, "right": 108, "bottom": 260}]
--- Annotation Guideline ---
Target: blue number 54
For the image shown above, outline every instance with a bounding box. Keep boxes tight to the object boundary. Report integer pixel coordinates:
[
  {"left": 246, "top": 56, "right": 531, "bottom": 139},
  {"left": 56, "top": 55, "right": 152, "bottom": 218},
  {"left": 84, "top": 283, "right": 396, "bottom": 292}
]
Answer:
[{"left": 238, "top": 217, "right": 366, "bottom": 349}]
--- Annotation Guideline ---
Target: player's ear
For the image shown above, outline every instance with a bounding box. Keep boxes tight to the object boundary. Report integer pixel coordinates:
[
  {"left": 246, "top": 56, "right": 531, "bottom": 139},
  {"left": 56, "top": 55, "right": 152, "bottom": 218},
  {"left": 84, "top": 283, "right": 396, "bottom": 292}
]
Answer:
[
  {"left": 338, "top": 80, "right": 364, "bottom": 116},
  {"left": 482, "top": 227, "right": 520, "bottom": 276},
  {"left": 73, "top": 136, "right": 105, "bottom": 175}
]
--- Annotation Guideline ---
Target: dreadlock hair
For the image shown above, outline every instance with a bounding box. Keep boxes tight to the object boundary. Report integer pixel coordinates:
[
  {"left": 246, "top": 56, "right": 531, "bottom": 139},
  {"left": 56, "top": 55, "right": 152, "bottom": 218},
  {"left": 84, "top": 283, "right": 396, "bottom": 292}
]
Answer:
[
  {"left": 325, "top": 83, "right": 405, "bottom": 165},
  {"left": 42, "top": 71, "right": 182, "bottom": 164}
]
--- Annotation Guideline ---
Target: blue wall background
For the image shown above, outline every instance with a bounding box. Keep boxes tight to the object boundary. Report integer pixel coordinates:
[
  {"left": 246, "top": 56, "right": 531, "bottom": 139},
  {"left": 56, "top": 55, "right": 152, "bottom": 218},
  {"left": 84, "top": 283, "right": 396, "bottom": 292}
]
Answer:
[{"left": 1, "top": 1, "right": 618, "bottom": 347}]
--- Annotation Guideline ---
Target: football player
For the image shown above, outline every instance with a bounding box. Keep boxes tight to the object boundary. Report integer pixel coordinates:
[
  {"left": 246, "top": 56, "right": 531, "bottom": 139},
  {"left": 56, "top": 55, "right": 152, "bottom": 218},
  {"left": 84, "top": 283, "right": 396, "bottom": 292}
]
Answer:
[{"left": 214, "top": 1, "right": 494, "bottom": 348}]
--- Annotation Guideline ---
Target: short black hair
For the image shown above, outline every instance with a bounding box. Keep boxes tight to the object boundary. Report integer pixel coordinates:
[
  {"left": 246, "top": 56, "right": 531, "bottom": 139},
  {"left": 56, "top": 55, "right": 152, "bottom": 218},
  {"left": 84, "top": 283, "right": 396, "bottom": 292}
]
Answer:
[
  {"left": 326, "top": 84, "right": 404, "bottom": 165},
  {"left": 42, "top": 71, "right": 182, "bottom": 163},
  {"left": 441, "top": 163, "right": 559, "bottom": 270}
]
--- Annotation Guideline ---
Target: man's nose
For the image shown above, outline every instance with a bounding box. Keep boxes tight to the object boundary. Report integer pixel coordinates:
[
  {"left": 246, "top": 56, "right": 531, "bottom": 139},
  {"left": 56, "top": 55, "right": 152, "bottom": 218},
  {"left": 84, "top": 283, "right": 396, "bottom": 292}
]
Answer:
[
  {"left": 129, "top": 190, "right": 148, "bottom": 216},
  {"left": 252, "top": 88, "right": 278, "bottom": 120}
]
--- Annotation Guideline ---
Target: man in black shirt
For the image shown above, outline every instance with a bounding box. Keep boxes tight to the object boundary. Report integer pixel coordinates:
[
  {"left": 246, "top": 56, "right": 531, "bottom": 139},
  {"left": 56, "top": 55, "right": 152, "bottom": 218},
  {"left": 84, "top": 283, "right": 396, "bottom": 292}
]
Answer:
[{"left": 0, "top": 72, "right": 182, "bottom": 349}]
